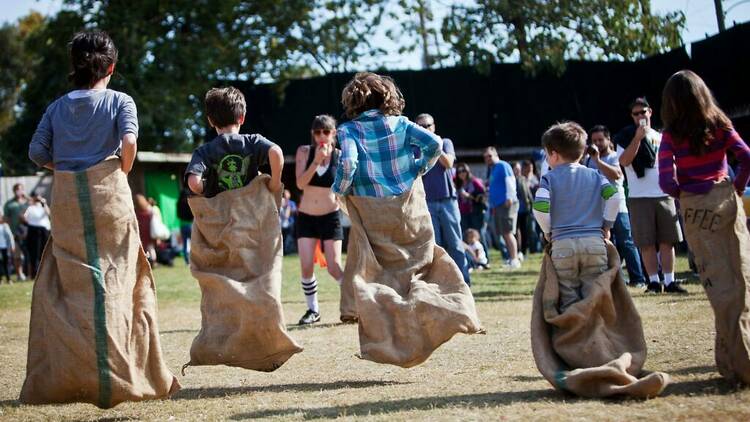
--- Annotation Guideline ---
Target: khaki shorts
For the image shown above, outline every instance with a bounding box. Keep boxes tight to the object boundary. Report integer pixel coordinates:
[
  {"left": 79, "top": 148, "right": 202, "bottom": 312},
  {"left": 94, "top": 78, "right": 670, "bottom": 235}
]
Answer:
[
  {"left": 550, "top": 236, "right": 608, "bottom": 312},
  {"left": 492, "top": 201, "right": 519, "bottom": 235},
  {"left": 626, "top": 196, "right": 683, "bottom": 247}
]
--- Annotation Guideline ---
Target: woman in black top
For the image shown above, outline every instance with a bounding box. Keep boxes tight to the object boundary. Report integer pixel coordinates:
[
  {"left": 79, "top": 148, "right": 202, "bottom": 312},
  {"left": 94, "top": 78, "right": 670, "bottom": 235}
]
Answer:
[{"left": 294, "top": 115, "right": 346, "bottom": 325}]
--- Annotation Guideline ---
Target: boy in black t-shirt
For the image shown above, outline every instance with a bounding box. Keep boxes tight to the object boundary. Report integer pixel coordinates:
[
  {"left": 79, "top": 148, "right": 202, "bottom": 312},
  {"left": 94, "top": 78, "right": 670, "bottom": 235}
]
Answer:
[{"left": 186, "top": 87, "right": 283, "bottom": 197}]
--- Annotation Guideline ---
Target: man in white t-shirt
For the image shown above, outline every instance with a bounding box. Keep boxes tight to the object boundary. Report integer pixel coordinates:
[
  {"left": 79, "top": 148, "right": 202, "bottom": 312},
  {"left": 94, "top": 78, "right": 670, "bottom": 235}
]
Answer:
[
  {"left": 585, "top": 125, "right": 646, "bottom": 287},
  {"left": 614, "top": 97, "right": 686, "bottom": 294}
]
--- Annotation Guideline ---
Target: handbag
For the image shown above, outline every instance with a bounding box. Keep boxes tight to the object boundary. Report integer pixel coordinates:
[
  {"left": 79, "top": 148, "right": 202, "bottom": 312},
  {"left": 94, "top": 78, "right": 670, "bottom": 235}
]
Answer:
[{"left": 150, "top": 208, "right": 170, "bottom": 240}]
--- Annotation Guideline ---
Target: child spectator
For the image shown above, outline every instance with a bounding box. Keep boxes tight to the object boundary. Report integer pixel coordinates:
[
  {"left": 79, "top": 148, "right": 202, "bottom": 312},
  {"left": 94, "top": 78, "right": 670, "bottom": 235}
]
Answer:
[
  {"left": 533, "top": 122, "right": 622, "bottom": 312},
  {"left": 659, "top": 70, "right": 750, "bottom": 384},
  {"left": 185, "top": 87, "right": 283, "bottom": 197},
  {"left": 0, "top": 215, "right": 15, "bottom": 284},
  {"left": 464, "top": 228, "right": 489, "bottom": 271}
]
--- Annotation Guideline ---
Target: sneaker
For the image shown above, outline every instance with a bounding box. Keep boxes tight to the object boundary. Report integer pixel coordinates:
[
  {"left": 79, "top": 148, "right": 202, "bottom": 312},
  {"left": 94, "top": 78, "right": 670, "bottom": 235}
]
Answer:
[
  {"left": 664, "top": 282, "right": 688, "bottom": 294},
  {"left": 298, "top": 309, "right": 320, "bottom": 325},
  {"left": 644, "top": 282, "right": 662, "bottom": 294},
  {"left": 504, "top": 258, "right": 522, "bottom": 270},
  {"left": 518, "top": 252, "right": 525, "bottom": 262},
  {"left": 18, "top": 273, "right": 26, "bottom": 282}
]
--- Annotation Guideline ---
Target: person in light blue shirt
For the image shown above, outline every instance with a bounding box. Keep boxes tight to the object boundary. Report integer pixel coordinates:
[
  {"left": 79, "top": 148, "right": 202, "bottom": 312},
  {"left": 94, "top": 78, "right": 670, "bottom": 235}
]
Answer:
[
  {"left": 486, "top": 146, "right": 521, "bottom": 269},
  {"left": 532, "top": 122, "right": 622, "bottom": 312}
]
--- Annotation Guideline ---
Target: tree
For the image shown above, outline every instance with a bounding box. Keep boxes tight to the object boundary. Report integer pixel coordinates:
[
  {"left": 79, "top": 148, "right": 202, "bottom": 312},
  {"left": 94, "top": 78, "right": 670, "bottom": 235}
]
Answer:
[
  {"left": 385, "top": 0, "right": 446, "bottom": 69},
  {"left": 441, "top": 0, "right": 685, "bottom": 74},
  {"left": 290, "top": 0, "right": 388, "bottom": 74}
]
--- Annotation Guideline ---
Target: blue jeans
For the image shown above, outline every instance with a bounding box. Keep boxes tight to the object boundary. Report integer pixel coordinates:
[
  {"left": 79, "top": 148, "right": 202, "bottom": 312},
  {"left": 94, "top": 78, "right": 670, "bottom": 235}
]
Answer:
[
  {"left": 611, "top": 212, "right": 646, "bottom": 285},
  {"left": 180, "top": 223, "right": 192, "bottom": 264},
  {"left": 428, "top": 198, "right": 470, "bottom": 285}
]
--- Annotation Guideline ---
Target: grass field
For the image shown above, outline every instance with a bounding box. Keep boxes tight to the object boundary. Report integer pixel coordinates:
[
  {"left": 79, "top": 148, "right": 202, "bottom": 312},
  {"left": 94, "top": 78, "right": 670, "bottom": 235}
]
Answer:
[{"left": 1, "top": 251, "right": 750, "bottom": 421}]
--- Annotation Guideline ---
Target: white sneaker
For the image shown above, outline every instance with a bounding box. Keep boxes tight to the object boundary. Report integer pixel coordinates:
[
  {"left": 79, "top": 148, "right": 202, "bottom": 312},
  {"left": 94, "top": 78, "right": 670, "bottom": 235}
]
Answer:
[
  {"left": 518, "top": 252, "right": 525, "bottom": 262},
  {"left": 504, "top": 258, "right": 522, "bottom": 270}
]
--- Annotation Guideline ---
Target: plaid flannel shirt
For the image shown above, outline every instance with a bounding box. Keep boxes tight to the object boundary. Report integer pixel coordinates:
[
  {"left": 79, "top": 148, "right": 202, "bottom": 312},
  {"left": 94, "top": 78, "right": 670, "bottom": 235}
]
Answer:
[{"left": 332, "top": 109, "right": 442, "bottom": 197}]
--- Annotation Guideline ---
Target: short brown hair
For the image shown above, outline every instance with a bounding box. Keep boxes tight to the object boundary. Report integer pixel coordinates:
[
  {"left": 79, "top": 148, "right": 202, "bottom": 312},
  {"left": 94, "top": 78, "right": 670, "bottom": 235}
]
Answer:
[
  {"left": 541, "top": 121, "right": 587, "bottom": 161},
  {"left": 341, "top": 72, "right": 405, "bottom": 119},
  {"left": 205, "top": 86, "right": 246, "bottom": 128}
]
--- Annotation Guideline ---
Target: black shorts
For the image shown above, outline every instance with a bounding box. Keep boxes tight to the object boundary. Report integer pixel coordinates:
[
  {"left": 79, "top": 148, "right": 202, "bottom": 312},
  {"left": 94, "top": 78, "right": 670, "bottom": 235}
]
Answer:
[{"left": 295, "top": 210, "right": 344, "bottom": 241}]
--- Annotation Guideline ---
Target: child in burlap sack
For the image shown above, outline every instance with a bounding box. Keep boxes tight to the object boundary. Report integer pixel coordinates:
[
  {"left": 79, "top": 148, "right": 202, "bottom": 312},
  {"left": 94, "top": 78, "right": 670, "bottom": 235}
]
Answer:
[
  {"left": 659, "top": 70, "right": 750, "bottom": 384},
  {"left": 532, "top": 122, "right": 622, "bottom": 312},
  {"left": 23, "top": 30, "right": 179, "bottom": 408},
  {"left": 182, "top": 87, "right": 302, "bottom": 372},
  {"left": 331, "top": 72, "right": 483, "bottom": 367}
]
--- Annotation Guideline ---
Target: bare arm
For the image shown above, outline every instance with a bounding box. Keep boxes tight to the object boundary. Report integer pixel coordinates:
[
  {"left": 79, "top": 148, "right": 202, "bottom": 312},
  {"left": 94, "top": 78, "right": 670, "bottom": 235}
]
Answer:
[
  {"left": 618, "top": 126, "right": 646, "bottom": 167},
  {"left": 187, "top": 174, "right": 204, "bottom": 195},
  {"left": 594, "top": 156, "right": 622, "bottom": 181},
  {"left": 437, "top": 151, "right": 455, "bottom": 169},
  {"left": 267, "top": 145, "right": 284, "bottom": 193},
  {"left": 121, "top": 133, "right": 137, "bottom": 174},
  {"left": 296, "top": 145, "right": 329, "bottom": 190}
]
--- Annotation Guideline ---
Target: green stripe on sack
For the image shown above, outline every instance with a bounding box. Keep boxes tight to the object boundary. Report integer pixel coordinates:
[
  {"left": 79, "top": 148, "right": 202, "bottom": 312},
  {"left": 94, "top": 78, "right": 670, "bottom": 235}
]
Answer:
[{"left": 75, "top": 172, "right": 111, "bottom": 408}]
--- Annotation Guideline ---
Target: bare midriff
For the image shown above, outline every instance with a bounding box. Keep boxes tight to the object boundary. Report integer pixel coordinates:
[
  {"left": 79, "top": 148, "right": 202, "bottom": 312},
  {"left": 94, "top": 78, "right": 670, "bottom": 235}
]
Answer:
[{"left": 298, "top": 185, "right": 339, "bottom": 216}]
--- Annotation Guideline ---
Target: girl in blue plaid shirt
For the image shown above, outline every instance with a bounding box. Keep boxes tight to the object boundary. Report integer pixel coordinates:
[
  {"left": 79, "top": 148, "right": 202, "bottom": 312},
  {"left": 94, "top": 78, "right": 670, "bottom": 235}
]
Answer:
[{"left": 332, "top": 72, "right": 442, "bottom": 196}]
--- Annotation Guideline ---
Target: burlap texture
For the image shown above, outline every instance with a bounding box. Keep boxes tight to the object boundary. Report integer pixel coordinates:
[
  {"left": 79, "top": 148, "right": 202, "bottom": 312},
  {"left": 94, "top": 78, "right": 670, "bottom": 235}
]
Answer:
[
  {"left": 20, "top": 159, "right": 179, "bottom": 408},
  {"left": 680, "top": 180, "right": 750, "bottom": 384},
  {"left": 185, "top": 175, "right": 302, "bottom": 372},
  {"left": 341, "top": 179, "right": 483, "bottom": 368},
  {"left": 531, "top": 241, "right": 669, "bottom": 398}
]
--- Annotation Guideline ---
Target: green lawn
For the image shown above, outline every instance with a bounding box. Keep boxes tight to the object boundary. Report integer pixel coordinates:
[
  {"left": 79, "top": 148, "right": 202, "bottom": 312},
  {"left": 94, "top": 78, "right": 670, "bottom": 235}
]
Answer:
[{"left": 1, "top": 251, "right": 749, "bottom": 421}]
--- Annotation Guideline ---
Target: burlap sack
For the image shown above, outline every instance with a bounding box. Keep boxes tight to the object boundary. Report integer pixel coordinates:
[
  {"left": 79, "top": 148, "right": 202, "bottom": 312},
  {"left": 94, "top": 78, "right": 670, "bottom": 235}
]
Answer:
[
  {"left": 341, "top": 179, "right": 483, "bottom": 368},
  {"left": 184, "top": 175, "right": 303, "bottom": 372},
  {"left": 20, "top": 159, "right": 179, "bottom": 408},
  {"left": 531, "top": 241, "right": 670, "bottom": 398},
  {"left": 680, "top": 180, "right": 750, "bottom": 384}
]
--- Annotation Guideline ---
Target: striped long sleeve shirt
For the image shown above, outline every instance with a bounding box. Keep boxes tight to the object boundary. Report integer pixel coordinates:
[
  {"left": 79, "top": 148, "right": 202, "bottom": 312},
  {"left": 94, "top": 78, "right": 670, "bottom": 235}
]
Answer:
[
  {"left": 658, "top": 128, "right": 750, "bottom": 198},
  {"left": 332, "top": 110, "right": 442, "bottom": 197}
]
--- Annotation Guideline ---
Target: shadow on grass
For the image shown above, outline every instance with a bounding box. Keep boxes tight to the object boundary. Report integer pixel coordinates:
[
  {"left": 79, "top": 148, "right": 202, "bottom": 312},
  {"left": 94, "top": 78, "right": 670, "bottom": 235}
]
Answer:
[
  {"left": 664, "top": 376, "right": 740, "bottom": 396},
  {"left": 669, "top": 365, "right": 717, "bottom": 376},
  {"left": 228, "top": 388, "right": 559, "bottom": 419},
  {"left": 175, "top": 380, "right": 409, "bottom": 401},
  {"left": 287, "top": 322, "right": 347, "bottom": 331},
  {"left": 0, "top": 399, "right": 20, "bottom": 408},
  {"left": 161, "top": 329, "right": 198, "bottom": 335}
]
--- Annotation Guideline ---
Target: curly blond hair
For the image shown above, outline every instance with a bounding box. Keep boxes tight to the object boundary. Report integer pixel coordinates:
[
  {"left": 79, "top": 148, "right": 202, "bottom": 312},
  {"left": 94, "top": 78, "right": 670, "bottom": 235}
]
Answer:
[{"left": 341, "top": 72, "right": 405, "bottom": 119}]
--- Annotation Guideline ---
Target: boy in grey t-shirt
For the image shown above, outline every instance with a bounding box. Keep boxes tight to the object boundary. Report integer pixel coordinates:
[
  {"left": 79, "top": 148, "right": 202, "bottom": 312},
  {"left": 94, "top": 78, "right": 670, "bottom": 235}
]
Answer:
[{"left": 532, "top": 122, "right": 622, "bottom": 312}]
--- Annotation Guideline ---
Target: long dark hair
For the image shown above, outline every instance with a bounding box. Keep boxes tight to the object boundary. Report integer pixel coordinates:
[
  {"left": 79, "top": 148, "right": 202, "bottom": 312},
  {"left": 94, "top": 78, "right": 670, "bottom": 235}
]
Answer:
[
  {"left": 310, "top": 114, "right": 337, "bottom": 147},
  {"left": 454, "top": 162, "right": 474, "bottom": 190},
  {"left": 661, "top": 70, "right": 732, "bottom": 155},
  {"left": 69, "top": 30, "right": 118, "bottom": 88}
]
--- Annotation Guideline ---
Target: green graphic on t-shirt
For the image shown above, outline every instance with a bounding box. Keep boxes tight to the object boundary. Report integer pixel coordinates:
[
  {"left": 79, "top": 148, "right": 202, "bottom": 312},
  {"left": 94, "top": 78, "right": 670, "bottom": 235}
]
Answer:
[{"left": 216, "top": 154, "right": 251, "bottom": 191}]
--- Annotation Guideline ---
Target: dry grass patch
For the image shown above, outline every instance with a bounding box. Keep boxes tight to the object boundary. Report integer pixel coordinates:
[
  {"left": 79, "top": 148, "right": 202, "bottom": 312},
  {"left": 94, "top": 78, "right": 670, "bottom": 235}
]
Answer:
[{"left": 1, "top": 252, "right": 750, "bottom": 420}]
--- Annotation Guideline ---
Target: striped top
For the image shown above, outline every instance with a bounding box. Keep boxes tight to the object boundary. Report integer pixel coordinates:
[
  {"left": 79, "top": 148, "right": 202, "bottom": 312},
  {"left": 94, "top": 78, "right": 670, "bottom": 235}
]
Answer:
[
  {"left": 658, "top": 128, "right": 750, "bottom": 197},
  {"left": 332, "top": 109, "right": 442, "bottom": 197}
]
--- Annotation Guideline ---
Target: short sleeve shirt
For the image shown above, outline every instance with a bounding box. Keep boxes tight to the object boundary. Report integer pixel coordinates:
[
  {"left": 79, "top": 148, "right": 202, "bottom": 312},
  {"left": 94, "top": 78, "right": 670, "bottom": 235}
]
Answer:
[
  {"left": 422, "top": 137, "right": 456, "bottom": 201},
  {"left": 185, "top": 133, "right": 275, "bottom": 198},
  {"left": 585, "top": 151, "right": 628, "bottom": 213}
]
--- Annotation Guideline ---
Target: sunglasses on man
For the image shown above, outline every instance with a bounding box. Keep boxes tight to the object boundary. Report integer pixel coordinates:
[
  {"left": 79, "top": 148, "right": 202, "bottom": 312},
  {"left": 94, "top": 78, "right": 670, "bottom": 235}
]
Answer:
[{"left": 631, "top": 109, "right": 649, "bottom": 117}]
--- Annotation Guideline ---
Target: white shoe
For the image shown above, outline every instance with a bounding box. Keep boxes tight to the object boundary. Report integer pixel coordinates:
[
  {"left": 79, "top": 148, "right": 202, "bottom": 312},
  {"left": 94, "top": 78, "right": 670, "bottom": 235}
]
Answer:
[
  {"left": 518, "top": 252, "right": 525, "bottom": 262},
  {"left": 504, "top": 258, "right": 522, "bottom": 270}
]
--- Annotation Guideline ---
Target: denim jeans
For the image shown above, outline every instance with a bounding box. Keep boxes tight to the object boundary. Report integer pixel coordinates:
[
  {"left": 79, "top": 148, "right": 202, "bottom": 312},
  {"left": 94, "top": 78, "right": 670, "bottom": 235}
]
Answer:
[
  {"left": 611, "top": 212, "right": 646, "bottom": 285},
  {"left": 428, "top": 198, "right": 471, "bottom": 285},
  {"left": 180, "top": 223, "right": 192, "bottom": 265}
]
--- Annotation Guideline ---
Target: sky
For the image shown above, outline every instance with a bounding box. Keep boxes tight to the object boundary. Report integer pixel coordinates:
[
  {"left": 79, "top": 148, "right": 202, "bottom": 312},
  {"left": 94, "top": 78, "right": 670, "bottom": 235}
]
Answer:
[{"left": 2, "top": 0, "right": 750, "bottom": 70}]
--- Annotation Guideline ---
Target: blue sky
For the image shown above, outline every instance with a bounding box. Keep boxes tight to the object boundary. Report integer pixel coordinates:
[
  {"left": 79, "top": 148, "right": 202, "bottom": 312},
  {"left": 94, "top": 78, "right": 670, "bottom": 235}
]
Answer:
[{"left": 2, "top": 0, "right": 749, "bottom": 70}]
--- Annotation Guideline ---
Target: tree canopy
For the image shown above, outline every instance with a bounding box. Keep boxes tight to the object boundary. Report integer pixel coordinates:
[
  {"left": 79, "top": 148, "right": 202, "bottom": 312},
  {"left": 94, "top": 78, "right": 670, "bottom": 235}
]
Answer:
[{"left": 0, "top": 0, "right": 686, "bottom": 174}]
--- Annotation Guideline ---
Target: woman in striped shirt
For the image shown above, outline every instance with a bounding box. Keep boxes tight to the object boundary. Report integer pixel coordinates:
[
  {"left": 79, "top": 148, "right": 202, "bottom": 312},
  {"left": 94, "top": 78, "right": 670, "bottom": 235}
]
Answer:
[{"left": 658, "top": 69, "right": 750, "bottom": 385}]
